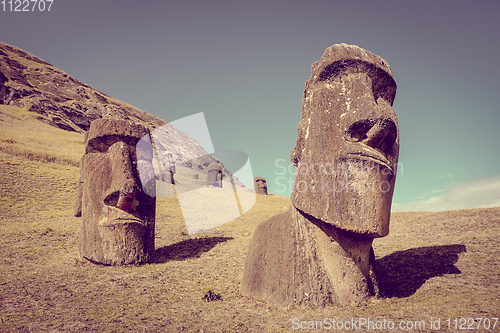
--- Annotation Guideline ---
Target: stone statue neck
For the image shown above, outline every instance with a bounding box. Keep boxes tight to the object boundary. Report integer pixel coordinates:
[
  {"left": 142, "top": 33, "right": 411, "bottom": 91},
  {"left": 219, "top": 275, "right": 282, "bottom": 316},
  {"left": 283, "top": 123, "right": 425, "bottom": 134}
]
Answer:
[{"left": 292, "top": 206, "right": 377, "bottom": 304}]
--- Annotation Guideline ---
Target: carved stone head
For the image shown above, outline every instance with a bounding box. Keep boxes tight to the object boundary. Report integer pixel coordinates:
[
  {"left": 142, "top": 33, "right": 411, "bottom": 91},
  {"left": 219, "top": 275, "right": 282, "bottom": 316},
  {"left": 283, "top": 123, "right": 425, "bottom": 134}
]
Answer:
[
  {"left": 75, "top": 118, "right": 156, "bottom": 265},
  {"left": 206, "top": 161, "right": 222, "bottom": 187},
  {"left": 254, "top": 177, "right": 268, "bottom": 195},
  {"left": 290, "top": 44, "right": 399, "bottom": 237}
]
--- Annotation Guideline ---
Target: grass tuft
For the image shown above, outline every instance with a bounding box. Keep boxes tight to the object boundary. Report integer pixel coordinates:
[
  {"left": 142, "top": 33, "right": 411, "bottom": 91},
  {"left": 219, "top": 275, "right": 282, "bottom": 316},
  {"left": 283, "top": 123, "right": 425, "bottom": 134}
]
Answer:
[
  {"left": 202, "top": 289, "right": 223, "bottom": 302},
  {"left": 0, "top": 105, "right": 84, "bottom": 166}
]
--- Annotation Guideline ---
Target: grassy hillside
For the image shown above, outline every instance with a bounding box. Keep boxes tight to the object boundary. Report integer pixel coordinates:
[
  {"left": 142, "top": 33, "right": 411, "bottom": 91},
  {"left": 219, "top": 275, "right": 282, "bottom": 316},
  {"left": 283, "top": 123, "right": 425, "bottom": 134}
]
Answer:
[{"left": 0, "top": 106, "right": 499, "bottom": 332}]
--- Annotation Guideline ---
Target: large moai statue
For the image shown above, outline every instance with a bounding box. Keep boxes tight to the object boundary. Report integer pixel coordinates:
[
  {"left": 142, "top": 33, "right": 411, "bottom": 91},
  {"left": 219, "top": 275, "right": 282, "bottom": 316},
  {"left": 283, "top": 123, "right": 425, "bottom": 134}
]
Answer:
[
  {"left": 254, "top": 177, "right": 268, "bottom": 195},
  {"left": 241, "top": 44, "right": 399, "bottom": 307},
  {"left": 74, "top": 118, "right": 156, "bottom": 265}
]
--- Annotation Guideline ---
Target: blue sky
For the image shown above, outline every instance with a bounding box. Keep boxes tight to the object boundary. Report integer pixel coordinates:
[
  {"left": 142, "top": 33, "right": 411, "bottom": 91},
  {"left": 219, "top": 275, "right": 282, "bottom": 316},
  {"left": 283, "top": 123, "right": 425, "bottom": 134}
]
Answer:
[{"left": 1, "top": 0, "right": 499, "bottom": 211}]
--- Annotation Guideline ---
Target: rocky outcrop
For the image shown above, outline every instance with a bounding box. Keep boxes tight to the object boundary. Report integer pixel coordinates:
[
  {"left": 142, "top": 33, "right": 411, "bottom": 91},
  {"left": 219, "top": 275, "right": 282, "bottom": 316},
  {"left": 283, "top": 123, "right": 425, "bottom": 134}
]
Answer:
[
  {"left": 0, "top": 41, "right": 163, "bottom": 132},
  {"left": 0, "top": 41, "right": 243, "bottom": 187}
]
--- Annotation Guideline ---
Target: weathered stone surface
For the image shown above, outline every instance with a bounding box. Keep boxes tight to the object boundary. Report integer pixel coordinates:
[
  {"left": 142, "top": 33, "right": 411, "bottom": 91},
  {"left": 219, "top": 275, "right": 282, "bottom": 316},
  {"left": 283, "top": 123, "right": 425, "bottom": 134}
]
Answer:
[
  {"left": 241, "top": 207, "right": 378, "bottom": 307},
  {"left": 75, "top": 118, "right": 156, "bottom": 265},
  {"left": 242, "top": 44, "right": 399, "bottom": 307},
  {"left": 0, "top": 42, "right": 161, "bottom": 133},
  {"left": 290, "top": 43, "right": 399, "bottom": 237},
  {"left": 254, "top": 177, "right": 267, "bottom": 195}
]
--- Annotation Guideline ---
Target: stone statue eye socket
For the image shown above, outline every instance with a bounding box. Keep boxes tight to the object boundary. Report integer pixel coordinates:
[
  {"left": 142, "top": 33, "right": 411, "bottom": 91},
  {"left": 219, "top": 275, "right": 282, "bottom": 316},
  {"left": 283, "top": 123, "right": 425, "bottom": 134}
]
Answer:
[
  {"left": 87, "top": 136, "right": 141, "bottom": 154},
  {"left": 345, "top": 120, "right": 375, "bottom": 142}
]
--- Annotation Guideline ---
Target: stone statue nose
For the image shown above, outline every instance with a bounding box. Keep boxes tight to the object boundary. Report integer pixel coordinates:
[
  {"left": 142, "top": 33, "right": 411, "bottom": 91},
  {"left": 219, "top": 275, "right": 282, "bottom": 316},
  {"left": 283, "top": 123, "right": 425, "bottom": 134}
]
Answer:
[
  {"left": 361, "top": 118, "right": 397, "bottom": 156},
  {"left": 103, "top": 141, "right": 142, "bottom": 212},
  {"left": 362, "top": 118, "right": 394, "bottom": 146},
  {"left": 346, "top": 117, "right": 397, "bottom": 159}
]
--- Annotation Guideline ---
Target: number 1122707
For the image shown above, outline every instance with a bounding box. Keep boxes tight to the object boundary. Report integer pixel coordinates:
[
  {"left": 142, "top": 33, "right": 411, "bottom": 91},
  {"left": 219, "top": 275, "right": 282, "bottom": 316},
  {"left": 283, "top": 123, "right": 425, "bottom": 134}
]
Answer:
[{"left": 2, "top": 0, "right": 54, "bottom": 12}]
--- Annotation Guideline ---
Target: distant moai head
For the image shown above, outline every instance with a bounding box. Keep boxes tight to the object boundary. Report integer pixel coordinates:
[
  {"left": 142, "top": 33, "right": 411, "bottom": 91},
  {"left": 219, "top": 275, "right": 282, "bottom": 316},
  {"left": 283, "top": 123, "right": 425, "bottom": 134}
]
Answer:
[
  {"left": 75, "top": 118, "right": 156, "bottom": 265},
  {"left": 254, "top": 177, "right": 268, "bottom": 195},
  {"left": 290, "top": 44, "right": 399, "bottom": 237},
  {"left": 206, "top": 161, "right": 222, "bottom": 186}
]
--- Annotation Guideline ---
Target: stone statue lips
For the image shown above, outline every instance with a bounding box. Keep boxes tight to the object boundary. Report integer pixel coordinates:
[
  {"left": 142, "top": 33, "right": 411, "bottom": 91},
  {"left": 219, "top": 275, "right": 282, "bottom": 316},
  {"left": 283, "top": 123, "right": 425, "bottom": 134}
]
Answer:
[
  {"left": 343, "top": 117, "right": 398, "bottom": 175},
  {"left": 100, "top": 206, "right": 147, "bottom": 227},
  {"left": 346, "top": 145, "right": 394, "bottom": 173}
]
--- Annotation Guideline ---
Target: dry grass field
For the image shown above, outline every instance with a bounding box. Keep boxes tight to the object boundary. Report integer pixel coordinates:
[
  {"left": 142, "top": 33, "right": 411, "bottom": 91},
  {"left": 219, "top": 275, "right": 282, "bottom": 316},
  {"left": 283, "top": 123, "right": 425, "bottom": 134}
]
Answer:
[{"left": 1, "top": 105, "right": 499, "bottom": 332}]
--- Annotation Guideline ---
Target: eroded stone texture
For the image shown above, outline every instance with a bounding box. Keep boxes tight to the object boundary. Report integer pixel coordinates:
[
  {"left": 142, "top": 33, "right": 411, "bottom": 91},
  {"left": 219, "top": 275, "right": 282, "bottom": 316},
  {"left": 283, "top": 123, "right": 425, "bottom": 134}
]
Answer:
[
  {"left": 254, "top": 177, "right": 268, "bottom": 195},
  {"left": 0, "top": 42, "right": 164, "bottom": 133},
  {"left": 241, "top": 44, "right": 399, "bottom": 307},
  {"left": 75, "top": 118, "right": 156, "bottom": 265}
]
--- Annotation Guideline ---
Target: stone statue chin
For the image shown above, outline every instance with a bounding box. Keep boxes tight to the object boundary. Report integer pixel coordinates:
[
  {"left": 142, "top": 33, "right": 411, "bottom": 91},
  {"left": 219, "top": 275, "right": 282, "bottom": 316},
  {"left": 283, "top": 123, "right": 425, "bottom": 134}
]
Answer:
[{"left": 241, "top": 44, "right": 399, "bottom": 307}]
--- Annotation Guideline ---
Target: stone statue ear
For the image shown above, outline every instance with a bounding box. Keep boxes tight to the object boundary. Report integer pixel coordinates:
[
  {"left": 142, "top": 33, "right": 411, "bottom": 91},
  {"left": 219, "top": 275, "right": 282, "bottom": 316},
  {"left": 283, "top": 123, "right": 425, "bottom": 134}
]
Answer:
[
  {"left": 290, "top": 146, "right": 300, "bottom": 167},
  {"left": 290, "top": 84, "right": 314, "bottom": 167},
  {"left": 290, "top": 130, "right": 304, "bottom": 167},
  {"left": 74, "top": 177, "right": 83, "bottom": 217},
  {"left": 74, "top": 158, "right": 84, "bottom": 217},
  {"left": 291, "top": 109, "right": 308, "bottom": 166}
]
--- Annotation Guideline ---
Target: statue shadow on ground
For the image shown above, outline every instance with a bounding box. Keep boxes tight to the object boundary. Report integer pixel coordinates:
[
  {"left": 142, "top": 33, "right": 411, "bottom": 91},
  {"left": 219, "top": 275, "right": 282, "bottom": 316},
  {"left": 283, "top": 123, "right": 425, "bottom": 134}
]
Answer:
[
  {"left": 375, "top": 244, "right": 466, "bottom": 298},
  {"left": 154, "top": 237, "right": 233, "bottom": 263}
]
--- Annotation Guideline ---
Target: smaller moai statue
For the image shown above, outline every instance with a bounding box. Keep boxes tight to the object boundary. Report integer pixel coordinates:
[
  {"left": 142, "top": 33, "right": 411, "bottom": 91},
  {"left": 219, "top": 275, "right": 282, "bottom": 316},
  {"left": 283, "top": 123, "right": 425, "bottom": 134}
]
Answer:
[
  {"left": 206, "top": 161, "right": 223, "bottom": 187},
  {"left": 254, "top": 177, "right": 268, "bottom": 195},
  {"left": 74, "top": 118, "right": 156, "bottom": 265},
  {"left": 160, "top": 162, "right": 175, "bottom": 184}
]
